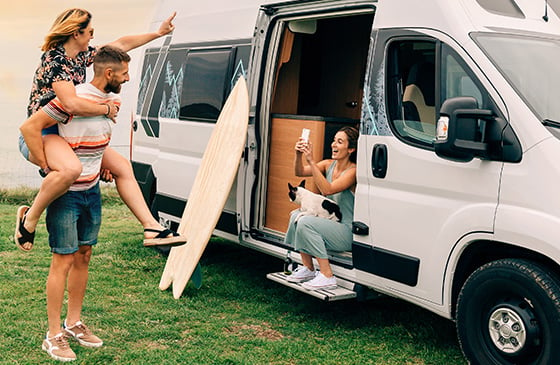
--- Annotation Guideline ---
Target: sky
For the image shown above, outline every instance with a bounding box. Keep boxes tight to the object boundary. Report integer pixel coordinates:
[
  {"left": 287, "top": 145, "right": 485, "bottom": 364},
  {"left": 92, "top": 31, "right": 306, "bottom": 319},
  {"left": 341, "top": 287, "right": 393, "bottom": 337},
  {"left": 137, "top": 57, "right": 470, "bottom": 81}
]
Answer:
[{"left": 0, "top": 0, "right": 158, "bottom": 187}]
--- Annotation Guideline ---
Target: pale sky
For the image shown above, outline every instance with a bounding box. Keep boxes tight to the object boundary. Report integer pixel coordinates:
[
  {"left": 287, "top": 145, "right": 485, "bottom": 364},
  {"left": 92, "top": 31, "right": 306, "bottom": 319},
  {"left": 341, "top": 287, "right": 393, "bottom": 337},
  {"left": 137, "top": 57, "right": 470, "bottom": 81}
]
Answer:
[
  {"left": 0, "top": 0, "right": 157, "bottom": 105},
  {"left": 0, "top": 1, "right": 158, "bottom": 187}
]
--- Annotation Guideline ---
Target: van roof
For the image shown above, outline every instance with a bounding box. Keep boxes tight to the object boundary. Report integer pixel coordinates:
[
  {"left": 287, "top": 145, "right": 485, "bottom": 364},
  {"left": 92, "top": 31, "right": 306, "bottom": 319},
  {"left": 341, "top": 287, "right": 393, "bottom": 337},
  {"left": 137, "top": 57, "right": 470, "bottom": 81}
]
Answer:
[
  {"left": 148, "top": 0, "right": 560, "bottom": 47},
  {"left": 374, "top": 0, "right": 560, "bottom": 36}
]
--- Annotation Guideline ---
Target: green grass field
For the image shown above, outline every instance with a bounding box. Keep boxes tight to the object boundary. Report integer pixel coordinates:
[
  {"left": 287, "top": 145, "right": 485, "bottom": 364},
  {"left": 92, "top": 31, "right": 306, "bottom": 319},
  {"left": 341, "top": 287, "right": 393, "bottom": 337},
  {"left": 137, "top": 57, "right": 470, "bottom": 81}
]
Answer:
[{"left": 0, "top": 188, "right": 466, "bottom": 364}]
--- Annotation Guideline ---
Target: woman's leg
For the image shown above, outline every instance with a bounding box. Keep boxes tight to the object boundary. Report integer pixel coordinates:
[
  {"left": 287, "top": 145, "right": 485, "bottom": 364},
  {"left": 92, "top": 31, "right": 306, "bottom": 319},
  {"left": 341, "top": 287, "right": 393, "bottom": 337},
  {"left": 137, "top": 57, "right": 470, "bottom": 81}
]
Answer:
[
  {"left": 294, "top": 216, "right": 352, "bottom": 278},
  {"left": 17, "top": 135, "right": 81, "bottom": 249},
  {"left": 316, "top": 257, "right": 333, "bottom": 278},
  {"left": 300, "top": 252, "right": 315, "bottom": 271},
  {"left": 100, "top": 147, "right": 178, "bottom": 240}
]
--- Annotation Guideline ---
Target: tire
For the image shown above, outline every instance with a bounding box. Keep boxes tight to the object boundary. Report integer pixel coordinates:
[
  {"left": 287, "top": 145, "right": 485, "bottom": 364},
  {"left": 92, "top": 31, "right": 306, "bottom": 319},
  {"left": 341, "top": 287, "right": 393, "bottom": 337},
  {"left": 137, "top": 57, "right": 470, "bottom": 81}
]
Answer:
[{"left": 456, "top": 259, "right": 560, "bottom": 365}]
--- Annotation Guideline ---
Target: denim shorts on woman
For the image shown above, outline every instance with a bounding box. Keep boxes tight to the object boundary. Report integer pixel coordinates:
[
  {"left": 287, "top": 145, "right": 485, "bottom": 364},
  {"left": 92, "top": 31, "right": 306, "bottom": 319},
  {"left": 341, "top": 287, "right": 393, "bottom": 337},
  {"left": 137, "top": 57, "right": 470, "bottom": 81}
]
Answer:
[
  {"left": 18, "top": 134, "right": 30, "bottom": 161},
  {"left": 46, "top": 183, "right": 101, "bottom": 254},
  {"left": 18, "top": 124, "right": 59, "bottom": 161}
]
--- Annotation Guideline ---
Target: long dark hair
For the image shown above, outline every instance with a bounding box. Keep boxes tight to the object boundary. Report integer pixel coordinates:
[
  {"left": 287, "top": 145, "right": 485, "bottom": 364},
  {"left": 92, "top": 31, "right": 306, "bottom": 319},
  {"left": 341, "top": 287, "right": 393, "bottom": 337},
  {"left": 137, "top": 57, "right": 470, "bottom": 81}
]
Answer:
[{"left": 339, "top": 126, "right": 359, "bottom": 163}]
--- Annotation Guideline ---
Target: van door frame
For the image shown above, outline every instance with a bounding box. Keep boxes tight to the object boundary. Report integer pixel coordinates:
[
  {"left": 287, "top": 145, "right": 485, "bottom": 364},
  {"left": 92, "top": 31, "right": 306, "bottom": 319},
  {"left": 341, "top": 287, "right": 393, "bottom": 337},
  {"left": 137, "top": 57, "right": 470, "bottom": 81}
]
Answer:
[{"left": 239, "top": 0, "right": 377, "bottom": 258}]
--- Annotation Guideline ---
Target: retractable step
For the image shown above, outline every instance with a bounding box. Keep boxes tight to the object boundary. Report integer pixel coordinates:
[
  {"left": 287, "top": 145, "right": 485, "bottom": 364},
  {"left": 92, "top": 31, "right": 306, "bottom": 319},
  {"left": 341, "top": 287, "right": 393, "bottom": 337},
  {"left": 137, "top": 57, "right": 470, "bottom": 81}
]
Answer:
[{"left": 266, "top": 272, "right": 357, "bottom": 301}]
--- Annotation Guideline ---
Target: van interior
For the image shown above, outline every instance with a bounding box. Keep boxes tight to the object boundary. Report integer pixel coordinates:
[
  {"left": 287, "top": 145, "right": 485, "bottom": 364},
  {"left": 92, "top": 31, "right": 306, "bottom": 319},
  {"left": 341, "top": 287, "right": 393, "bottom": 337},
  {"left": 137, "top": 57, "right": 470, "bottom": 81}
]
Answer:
[{"left": 256, "top": 11, "right": 375, "bottom": 264}]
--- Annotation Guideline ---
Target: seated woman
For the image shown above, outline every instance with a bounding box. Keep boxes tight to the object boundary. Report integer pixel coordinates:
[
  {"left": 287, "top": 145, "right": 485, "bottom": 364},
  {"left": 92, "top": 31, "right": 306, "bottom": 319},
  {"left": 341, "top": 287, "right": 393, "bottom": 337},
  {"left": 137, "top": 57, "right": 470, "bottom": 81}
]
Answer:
[{"left": 284, "top": 126, "right": 358, "bottom": 291}]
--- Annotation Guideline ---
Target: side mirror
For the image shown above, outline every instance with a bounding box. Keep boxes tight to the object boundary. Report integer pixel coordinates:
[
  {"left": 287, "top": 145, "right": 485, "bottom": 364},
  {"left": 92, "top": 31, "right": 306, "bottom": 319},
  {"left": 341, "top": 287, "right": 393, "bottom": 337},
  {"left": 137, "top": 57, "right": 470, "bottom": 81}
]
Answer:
[{"left": 434, "top": 97, "right": 493, "bottom": 162}]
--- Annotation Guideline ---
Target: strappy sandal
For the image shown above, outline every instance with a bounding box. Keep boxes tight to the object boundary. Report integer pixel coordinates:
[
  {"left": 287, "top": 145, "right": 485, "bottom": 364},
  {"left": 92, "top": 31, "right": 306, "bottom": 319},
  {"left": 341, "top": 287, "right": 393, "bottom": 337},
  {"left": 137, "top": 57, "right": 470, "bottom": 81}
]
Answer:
[
  {"left": 143, "top": 228, "right": 187, "bottom": 247},
  {"left": 15, "top": 206, "right": 35, "bottom": 252}
]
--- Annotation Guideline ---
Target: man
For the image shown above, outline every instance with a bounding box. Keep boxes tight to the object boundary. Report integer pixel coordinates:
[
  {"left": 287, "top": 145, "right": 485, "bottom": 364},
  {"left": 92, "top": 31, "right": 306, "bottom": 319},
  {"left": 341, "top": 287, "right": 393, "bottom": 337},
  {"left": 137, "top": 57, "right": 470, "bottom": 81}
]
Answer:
[{"left": 20, "top": 46, "right": 129, "bottom": 362}]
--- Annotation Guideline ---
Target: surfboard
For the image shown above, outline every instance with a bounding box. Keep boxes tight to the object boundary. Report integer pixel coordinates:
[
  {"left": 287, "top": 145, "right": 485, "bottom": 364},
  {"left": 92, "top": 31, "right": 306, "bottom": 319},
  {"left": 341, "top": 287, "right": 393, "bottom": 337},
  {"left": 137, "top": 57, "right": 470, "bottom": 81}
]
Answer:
[{"left": 159, "top": 77, "right": 249, "bottom": 298}]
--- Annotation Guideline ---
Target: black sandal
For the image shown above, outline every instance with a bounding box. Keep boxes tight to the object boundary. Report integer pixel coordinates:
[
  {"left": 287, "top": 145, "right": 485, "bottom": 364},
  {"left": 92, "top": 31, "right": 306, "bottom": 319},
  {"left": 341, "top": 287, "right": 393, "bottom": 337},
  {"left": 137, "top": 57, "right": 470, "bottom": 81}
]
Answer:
[
  {"left": 15, "top": 206, "right": 35, "bottom": 252},
  {"left": 143, "top": 228, "right": 187, "bottom": 247}
]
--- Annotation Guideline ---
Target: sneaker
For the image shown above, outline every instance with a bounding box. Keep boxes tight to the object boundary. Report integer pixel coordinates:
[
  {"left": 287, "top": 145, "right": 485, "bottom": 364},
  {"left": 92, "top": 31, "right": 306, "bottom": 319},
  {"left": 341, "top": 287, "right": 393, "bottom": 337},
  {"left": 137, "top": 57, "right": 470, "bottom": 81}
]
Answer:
[
  {"left": 301, "top": 272, "right": 337, "bottom": 291},
  {"left": 286, "top": 266, "right": 316, "bottom": 283},
  {"left": 42, "top": 332, "right": 76, "bottom": 362},
  {"left": 63, "top": 320, "right": 103, "bottom": 348}
]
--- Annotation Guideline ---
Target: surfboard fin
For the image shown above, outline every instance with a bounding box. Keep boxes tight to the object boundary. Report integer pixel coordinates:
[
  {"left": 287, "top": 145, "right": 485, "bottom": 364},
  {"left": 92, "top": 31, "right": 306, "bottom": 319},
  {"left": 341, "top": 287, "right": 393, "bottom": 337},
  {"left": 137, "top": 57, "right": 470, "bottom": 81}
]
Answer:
[{"left": 190, "top": 263, "right": 203, "bottom": 289}]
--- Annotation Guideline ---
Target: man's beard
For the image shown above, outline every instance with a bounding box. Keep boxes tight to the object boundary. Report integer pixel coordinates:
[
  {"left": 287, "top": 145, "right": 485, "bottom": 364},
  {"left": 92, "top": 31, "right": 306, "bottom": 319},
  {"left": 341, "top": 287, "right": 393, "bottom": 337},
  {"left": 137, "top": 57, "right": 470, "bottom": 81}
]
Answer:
[{"left": 105, "top": 79, "right": 121, "bottom": 94}]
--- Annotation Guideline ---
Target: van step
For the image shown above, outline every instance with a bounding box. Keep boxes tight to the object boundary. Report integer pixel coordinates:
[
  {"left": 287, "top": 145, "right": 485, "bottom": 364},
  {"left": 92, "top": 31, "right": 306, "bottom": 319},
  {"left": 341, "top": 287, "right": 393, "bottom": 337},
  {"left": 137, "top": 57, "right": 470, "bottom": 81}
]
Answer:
[{"left": 266, "top": 272, "right": 357, "bottom": 302}]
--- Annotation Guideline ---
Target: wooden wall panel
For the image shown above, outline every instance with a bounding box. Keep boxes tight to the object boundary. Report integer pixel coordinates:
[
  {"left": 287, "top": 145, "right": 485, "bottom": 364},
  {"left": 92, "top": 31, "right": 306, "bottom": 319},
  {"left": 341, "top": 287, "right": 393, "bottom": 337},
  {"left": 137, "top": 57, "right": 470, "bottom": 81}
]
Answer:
[{"left": 265, "top": 117, "right": 325, "bottom": 233}]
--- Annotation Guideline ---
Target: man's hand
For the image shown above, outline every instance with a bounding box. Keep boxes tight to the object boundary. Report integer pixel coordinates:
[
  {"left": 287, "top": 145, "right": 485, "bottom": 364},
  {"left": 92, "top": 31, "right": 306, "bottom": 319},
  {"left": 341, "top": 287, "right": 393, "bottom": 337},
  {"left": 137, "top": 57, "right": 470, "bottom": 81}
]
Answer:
[
  {"left": 100, "top": 168, "right": 114, "bottom": 183},
  {"left": 105, "top": 101, "right": 118, "bottom": 123}
]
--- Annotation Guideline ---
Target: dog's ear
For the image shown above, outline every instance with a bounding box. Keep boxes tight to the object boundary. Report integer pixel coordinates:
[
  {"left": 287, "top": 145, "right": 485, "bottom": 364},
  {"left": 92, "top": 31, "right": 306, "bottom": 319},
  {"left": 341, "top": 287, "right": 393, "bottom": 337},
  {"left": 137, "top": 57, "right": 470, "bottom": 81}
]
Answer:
[
  {"left": 288, "top": 182, "right": 294, "bottom": 190},
  {"left": 299, "top": 180, "right": 306, "bottom": 188}
]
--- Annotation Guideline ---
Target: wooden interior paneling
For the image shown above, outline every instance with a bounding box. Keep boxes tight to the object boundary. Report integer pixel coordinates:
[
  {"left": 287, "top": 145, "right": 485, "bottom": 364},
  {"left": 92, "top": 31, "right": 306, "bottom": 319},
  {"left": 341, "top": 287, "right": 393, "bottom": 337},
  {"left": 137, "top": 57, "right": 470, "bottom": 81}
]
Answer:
[{"left": 265, "top": 117, "right": 325, "bottom": 233}]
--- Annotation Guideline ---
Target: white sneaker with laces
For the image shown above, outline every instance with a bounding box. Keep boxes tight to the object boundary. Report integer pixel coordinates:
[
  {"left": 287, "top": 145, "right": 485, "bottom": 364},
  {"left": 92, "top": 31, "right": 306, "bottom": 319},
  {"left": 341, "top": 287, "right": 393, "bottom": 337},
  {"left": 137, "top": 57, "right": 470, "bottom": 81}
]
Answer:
[
  {"left": 286, "top": 266, "right": 316, "bottom": 283},
  {"left": 301, "top": 272, "right": 337, "bottom": 291}
]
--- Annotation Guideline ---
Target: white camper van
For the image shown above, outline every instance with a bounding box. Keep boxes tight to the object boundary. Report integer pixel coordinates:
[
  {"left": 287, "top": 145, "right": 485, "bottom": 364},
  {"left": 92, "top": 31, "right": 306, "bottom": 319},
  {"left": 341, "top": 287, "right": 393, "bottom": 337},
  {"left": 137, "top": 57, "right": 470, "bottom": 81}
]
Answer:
[{"left": 130, "top": 0, "right": 560, "bottom": 363}]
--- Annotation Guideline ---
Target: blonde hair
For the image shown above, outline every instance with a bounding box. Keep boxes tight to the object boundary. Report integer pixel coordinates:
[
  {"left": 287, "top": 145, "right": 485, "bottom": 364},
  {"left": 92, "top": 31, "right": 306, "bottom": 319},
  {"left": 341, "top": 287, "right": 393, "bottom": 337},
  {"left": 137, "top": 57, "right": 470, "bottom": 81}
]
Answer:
[{"left": 41, "top": 8, "right": 92, "bottom": 51}]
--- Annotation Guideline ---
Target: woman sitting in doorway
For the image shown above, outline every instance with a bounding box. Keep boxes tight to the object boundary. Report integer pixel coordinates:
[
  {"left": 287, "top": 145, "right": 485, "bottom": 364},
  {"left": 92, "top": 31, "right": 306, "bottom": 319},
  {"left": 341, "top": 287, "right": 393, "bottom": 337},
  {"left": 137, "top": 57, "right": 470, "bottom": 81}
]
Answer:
[{"left": 284, "top": 126, "right": 358, "bottom": 291}]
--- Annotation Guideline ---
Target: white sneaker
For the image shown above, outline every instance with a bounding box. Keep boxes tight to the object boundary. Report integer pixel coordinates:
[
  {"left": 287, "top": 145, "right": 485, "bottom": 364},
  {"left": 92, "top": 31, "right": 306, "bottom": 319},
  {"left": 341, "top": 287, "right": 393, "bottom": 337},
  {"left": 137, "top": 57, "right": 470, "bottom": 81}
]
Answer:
[
  {"left": 301, "top": 272, "right": 337, "bottom": 291},
  {"left": 286, "top": 266, "right": 316, "bottom": 283}
]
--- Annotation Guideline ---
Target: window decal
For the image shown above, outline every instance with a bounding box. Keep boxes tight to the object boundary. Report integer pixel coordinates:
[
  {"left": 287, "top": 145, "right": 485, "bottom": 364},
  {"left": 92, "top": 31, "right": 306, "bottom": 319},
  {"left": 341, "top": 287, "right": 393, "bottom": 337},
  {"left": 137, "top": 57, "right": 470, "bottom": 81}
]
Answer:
[
  {"left": 362, "top": 62, "right": 392, "bottom": 136},
  {"left": 137, "top": 63, "right": 152, "bottom": 114},
  {"left": 230, "top": 59, "right": 247, "bottom": 90},
  {"left": 159, "top": 61, "right": 184, "bottom": 119}
]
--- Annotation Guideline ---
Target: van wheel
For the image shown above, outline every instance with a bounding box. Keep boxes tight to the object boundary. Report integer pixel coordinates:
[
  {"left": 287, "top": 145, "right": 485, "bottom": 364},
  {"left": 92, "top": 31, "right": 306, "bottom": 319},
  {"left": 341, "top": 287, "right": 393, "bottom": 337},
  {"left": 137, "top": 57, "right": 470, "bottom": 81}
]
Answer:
[{"left": 456, "top": 259, "right": 560, "bottom": 364}]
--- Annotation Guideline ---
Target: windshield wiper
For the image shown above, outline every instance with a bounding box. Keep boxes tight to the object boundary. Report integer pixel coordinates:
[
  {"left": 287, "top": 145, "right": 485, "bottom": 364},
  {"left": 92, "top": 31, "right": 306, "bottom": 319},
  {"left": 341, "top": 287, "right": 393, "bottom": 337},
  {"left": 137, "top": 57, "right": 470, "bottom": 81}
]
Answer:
[{"left": 543, "top": 119, "right": 560, "bottom": 128}]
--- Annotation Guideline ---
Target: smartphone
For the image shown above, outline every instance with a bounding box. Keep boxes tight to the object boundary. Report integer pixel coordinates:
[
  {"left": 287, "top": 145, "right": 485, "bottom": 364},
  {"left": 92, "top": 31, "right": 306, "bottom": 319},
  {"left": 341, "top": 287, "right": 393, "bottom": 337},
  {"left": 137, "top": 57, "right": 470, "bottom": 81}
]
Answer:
[{"left": 301, "top": 128, "right": 310, "bottom": 143}]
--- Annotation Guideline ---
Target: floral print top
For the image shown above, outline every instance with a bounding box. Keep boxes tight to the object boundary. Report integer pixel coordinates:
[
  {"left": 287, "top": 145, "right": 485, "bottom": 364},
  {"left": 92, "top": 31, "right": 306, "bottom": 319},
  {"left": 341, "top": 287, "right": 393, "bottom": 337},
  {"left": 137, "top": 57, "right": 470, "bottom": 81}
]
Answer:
[{"left": 27, "top": 43, "right": 98, "bottom": 117}]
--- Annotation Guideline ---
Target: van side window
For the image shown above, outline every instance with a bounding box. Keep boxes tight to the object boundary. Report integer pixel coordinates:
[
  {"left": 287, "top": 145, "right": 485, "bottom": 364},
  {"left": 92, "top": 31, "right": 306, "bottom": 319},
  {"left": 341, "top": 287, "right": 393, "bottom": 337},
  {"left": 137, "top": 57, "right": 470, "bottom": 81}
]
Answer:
[
  {"left": 441, "top": 45, "right": 484, "bottom": 107},
  {"left": 180, "top": 49, "right": 232, "bottom": 122},
  {"left": 386, "top": 40, "right": 437, "bottom": 146}
]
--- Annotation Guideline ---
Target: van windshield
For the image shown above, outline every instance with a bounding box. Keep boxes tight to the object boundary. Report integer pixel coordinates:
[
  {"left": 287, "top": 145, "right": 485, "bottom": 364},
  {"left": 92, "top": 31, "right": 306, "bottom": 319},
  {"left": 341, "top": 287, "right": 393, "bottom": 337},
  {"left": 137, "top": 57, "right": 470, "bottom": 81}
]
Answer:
[{"left": 473, "top": 33, "right": 560, "bottom": 123}]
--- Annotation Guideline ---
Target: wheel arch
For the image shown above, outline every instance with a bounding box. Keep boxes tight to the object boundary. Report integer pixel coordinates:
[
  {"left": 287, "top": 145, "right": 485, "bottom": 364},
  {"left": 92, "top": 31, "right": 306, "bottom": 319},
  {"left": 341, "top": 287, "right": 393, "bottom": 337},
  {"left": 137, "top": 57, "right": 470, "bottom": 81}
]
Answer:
[{"left": 450, "top": 240, "right": 560, "bottom": 319}]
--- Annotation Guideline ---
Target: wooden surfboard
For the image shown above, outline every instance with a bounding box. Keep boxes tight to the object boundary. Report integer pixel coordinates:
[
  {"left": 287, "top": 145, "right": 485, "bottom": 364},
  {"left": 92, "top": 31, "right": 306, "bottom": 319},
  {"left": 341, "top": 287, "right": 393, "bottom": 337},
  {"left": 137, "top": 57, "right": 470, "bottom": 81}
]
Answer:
[{"left": 159, "top": 77, "right": 249, "bottom": 298}]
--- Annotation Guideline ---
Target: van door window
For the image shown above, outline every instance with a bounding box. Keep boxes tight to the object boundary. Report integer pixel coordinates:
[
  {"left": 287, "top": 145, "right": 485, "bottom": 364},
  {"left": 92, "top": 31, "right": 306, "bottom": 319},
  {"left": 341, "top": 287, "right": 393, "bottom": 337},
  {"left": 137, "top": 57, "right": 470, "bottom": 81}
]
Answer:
[
  {"left": 440, "top": 45, "right": 484, "bottom": 108},
  {"left": 180, "top": 49, "right": 232, "bottom": 122},
  {"left": 386, "top": 40, "right": 437, "bottom": 146},
  {"left": 386, "top": 39, "right": 489, "bottom": 147}
]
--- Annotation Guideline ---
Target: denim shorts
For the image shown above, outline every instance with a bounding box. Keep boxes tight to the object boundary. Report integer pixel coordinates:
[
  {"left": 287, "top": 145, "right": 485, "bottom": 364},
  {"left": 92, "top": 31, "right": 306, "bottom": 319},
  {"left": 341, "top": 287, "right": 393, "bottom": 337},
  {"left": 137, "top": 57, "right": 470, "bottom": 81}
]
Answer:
[
  {"left": 18, "top": 124, "right": 59, "bottom": 161},
  {"left": 46, "top": 183, "right": 101, "bottom": 254},
  {"left": 18, "top": 134, "right": 30, "bottom": 161}
]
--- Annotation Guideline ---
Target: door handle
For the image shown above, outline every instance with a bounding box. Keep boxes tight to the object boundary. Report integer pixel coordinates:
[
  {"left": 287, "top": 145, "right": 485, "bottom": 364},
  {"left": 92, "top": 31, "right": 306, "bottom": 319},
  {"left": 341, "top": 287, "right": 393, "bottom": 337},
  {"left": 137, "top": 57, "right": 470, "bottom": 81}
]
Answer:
[{"left": 372, "top": 144, "right": 388, "bottom": 178}]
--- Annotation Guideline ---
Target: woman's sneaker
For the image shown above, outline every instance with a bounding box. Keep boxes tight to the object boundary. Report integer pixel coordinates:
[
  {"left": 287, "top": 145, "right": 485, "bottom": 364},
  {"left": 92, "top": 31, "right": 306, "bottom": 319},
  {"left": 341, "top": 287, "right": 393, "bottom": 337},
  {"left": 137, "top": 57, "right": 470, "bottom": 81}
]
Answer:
[
  {"left": 42, "top": 332, "right": 76, "bottom": 362},
  {"left": 63, "top": 320, "right": 103, "bottom": 348},
  {"left": 301, "top": 272, "right": 337, "bottom": 291},
  {"left": 286, "top": 266, "right": 316, "bottom": 283}
]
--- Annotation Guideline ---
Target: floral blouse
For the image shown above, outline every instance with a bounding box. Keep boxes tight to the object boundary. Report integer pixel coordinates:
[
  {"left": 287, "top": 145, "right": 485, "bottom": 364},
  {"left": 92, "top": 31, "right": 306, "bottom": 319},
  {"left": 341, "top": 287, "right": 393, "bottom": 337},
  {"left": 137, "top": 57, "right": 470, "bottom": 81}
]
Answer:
[{"left": 27, "top": 43, "right": 98, "bottom": 117}]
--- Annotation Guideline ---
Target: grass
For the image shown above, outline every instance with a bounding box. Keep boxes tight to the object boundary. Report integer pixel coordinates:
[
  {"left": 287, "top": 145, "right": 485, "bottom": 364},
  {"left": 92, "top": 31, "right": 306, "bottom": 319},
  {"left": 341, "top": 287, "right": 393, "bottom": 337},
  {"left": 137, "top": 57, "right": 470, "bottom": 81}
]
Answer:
[{"left": 0, "top": 187, "right": 467, "bottom": 364}]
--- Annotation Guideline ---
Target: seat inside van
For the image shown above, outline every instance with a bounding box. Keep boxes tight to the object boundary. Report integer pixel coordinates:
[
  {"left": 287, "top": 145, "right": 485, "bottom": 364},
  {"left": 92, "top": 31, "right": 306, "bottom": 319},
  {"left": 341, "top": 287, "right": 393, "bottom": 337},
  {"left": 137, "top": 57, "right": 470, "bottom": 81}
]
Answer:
[{"left": 402, "top": 61, "right": 435, "bottom": 132}]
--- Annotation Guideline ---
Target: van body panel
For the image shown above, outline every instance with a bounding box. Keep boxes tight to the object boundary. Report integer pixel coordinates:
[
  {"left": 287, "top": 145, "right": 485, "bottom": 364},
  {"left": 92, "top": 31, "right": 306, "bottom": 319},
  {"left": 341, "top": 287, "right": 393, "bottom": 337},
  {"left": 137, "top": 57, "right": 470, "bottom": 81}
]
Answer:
[
  {"left": 495, "top": 138, "right": 560, "bottom": 261},
  {"left": 131, "top": 1, "right": 560, "bottom": 362}
]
